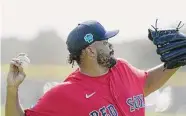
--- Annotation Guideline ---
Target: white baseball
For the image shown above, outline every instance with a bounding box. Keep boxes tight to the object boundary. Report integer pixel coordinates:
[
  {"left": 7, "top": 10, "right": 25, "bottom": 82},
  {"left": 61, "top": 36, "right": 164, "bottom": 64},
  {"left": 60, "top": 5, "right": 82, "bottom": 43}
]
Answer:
[{"left": 16, "top": 53, "right": 30, "bottom": 68}]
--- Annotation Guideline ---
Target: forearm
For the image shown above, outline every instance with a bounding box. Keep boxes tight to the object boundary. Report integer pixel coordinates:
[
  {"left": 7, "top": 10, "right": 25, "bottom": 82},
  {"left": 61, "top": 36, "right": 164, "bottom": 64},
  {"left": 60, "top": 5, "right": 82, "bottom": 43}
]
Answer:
[
  {"left": 5, "top": 87, "right": 24, "bottom": 116},
  {"left": 144, "top": 64, "right": 179, "bottom": 96}
]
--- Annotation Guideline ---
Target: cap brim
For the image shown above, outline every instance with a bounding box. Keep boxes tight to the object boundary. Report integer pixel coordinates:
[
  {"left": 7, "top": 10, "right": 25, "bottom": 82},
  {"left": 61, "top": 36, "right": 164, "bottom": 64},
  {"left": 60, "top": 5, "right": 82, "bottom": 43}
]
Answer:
[{"left": 104, "top": 30, "right": 119, "bottom": 40}]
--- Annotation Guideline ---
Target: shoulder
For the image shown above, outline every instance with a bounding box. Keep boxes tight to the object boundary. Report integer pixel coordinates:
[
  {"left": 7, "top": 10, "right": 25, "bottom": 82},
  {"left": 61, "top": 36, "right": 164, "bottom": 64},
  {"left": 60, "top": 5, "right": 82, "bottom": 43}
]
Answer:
[
  {"left": 45, "top": 70, "right": 82, "bottom": 94},
  {"left": 46, "top": 69, "right": 82, "bottom": 95},
  {"left": 35, "top": 81, "right": 79, "bottom": 108},
  {"left": 109, "top": 58, "right": 134, "bottom": 77},
  {"left": 115, "top": 58, "right": 146, "bottom": 73},
  {"left": 25, "top": 81, "right": 80, "bottom": 115},
  {"left": 114, "top": 58, "right": 146, "bottom": 76},
  {"left": 47, "top": 80, "right": 78, "bottom": 94},
  {"left": 115, "top": 58, "right": 131, "bottom": 69}
]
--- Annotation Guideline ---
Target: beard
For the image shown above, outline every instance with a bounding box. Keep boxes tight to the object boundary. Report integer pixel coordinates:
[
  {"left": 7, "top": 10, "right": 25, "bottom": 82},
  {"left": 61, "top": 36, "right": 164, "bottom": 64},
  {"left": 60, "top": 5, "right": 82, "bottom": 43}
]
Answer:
[{"left": 97, "top": 49, "right": 116, "bottom": 68}]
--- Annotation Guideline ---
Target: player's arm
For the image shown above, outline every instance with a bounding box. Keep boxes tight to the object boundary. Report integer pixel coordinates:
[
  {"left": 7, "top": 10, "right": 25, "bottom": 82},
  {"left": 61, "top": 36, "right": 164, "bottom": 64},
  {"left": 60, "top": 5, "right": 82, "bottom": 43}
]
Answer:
[
  {"left": 144, "top": 64, "right": 179, "bottom": 97},
  {"left": 6, "top": 87, "right": 24, "bottom": 116},
  {"left": 5, "top": 54, "right": 29, "bottom": 116}
]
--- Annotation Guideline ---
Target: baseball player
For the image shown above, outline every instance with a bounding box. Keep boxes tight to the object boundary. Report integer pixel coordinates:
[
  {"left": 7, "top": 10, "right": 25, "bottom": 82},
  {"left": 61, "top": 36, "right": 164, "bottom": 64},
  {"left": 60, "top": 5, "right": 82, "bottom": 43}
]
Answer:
[{"left": 5, "top": 20, "right": 186, "bottom": 116}]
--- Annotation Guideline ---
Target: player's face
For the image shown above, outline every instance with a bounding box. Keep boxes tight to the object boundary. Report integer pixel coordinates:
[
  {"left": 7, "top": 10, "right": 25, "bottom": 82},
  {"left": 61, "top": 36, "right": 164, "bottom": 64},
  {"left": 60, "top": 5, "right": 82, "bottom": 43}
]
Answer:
[{"left": 94, "top": 40, "right": 116, "bottom": 68}]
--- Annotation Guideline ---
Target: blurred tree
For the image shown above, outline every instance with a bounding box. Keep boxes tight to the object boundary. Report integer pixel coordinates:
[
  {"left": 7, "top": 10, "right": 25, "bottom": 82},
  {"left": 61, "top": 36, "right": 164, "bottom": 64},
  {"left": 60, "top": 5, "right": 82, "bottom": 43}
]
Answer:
[
  {"left": 1, "top": 38, "right": 29, "bottom": 63},
  {"left": 28, "top": 30, "right": 68, "bottom": 65},
  {"left": 1, "top": 27, "right": 186, "bottom": 70},
  {"left": 114, "top": 38, "right": 161, "bottom": 69}
]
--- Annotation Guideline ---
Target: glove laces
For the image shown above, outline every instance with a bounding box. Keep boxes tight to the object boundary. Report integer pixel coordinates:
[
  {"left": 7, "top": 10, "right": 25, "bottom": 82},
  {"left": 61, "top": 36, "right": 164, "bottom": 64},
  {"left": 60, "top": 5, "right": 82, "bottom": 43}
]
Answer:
[{"left": 176, "top": 21, "right": 184, "bottom": 31}]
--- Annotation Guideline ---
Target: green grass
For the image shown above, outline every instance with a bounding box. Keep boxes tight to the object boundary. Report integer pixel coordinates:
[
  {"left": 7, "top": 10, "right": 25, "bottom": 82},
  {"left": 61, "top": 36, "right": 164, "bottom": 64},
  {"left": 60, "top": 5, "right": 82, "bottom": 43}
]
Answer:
[
  {"left": 1, "top": 64, "right": 186, "bottom": 86},
  {"left": 1, "top": 106, "right": 5, "bottom": 116}
]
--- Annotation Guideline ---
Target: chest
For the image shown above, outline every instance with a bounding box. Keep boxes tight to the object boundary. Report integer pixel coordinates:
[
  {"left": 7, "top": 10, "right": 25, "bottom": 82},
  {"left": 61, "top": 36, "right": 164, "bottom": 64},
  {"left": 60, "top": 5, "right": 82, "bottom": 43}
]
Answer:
[
  {"left": 69, "top": 83, "right": 121, "bottom": 116},
  {"left": 66, "top": 79, "right": 145, "bottom": 116}
]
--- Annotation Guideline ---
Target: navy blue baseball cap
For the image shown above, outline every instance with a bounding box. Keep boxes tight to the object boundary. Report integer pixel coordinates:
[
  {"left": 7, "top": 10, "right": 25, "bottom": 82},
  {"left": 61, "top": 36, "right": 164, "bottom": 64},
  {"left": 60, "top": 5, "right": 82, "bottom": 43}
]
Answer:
[{"left": 66, "top": 20, "right": 119, "bottom": 54}]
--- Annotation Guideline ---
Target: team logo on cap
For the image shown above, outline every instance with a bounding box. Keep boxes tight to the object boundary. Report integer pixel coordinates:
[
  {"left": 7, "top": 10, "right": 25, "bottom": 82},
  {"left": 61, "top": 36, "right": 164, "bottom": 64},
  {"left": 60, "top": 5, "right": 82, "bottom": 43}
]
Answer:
[{"left": 84, "top": 33, "right": 94, "bottom": 43}]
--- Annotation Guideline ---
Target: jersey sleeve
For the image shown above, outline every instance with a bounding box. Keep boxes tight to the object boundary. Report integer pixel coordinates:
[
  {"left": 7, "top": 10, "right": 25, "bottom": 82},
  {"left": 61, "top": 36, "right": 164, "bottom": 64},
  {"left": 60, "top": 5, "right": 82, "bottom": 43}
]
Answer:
[
  {"left": 24, "top": 83, "right": 70, "bottom": 116},
  {"left": 117, "top": 58, "right": 148, "bottom": 88}
]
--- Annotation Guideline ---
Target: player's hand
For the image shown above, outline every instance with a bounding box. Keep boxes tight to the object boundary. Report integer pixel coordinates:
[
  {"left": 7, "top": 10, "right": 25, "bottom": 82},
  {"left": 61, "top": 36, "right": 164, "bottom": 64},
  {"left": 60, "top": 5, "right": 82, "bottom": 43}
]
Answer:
[{"left": 7, "top": 53, "right": 29, "bottom": 88}]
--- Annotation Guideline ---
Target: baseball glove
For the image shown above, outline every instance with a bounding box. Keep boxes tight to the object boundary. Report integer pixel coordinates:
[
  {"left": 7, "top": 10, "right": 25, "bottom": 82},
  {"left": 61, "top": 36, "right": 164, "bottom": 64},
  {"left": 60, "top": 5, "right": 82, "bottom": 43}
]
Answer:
[{"left": 148, "top": 19, "right": 186, "bottom": 69}]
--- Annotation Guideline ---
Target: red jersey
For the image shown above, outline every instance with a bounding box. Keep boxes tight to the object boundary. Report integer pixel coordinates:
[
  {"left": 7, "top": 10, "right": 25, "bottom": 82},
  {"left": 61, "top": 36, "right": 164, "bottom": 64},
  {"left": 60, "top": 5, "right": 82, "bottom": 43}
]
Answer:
[{"left": 25, "top": 59, "right": 148, "bottom": 116}]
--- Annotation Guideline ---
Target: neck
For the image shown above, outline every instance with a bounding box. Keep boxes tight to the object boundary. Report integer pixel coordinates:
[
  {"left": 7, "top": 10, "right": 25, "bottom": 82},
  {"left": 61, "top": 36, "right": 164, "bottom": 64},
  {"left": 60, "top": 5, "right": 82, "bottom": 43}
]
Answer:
[{"left": 79, "top": 63, "right": 109, "bottom": 77}]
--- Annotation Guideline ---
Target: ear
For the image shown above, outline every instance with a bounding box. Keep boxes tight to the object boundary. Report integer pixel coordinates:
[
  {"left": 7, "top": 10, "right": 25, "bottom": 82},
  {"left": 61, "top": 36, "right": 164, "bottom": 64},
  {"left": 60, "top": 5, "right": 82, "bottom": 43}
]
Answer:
[{"left": 85, "top": 46, "right": 96, "bottom": 57}]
